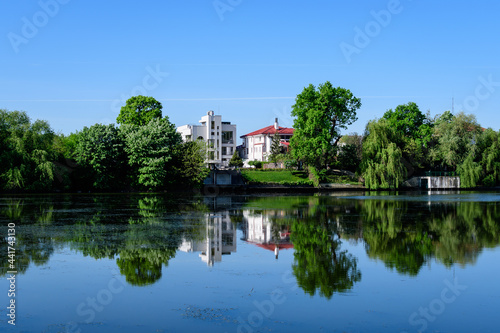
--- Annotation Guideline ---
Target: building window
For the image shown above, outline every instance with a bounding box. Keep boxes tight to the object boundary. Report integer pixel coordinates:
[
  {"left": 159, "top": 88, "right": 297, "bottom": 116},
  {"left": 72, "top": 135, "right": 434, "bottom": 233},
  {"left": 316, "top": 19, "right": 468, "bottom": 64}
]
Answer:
[
  {"left": 222, "top": 147, "right": 227, "bottom": 155},
  {"left": 211, "top": 121, "right": 215, "bottom": 130},
  {"left": 185, "top": 135, "right": 192, "bottom": 141},
  {"left": 222, "top": 131, "right": 233, "bottom": 144},
  {"left": 230, "top": 147, "right": 233, "bottom": 154}
]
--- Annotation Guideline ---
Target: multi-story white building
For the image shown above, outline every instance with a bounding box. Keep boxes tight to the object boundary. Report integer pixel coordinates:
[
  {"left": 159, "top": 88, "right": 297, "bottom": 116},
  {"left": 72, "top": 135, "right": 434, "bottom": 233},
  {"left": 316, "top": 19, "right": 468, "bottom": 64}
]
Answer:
[
  {"left": 177, "top": 111, "right": 237, "bottom": 168},
  {"left": 239, "top": 118, "right": 294, "bottom": 164}
]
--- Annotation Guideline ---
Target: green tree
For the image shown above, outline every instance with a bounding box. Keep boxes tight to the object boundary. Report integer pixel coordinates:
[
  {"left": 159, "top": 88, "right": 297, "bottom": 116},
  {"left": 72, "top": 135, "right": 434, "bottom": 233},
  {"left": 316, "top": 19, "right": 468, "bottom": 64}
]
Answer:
[
  {"left": 74, "top": 124, "right": 127, "bottom": 190},
  {"left": 457, "top": 151, "right": 482, "bottom": 188},
  {"left": 382, "top": 102, "right": 428, "bottom": 142},
  {"left": 361, "top": 119, "right": 406, "bottom": 189},
  {"left": 0, "top": 110, "right": 58, "bottom": 191},
  {"left": 429, "top": 112, "right": 482, "bottom": 169},
  {"left": 382, "top": 102, "right": 433, "bottom": 170},
  {"left": 172, "top": 140, "right": 210, "bottom": 187},
  {"left": 290, "top": 82, "right": 361, "bottom": 170},
  {"left": 268, "top": 130, "right": 282, "bottom": 166},
  {"left": 479, "top": 129, "right": 500, "bottom": 185},
  {"left": 121, "top": 117, "right": 182, "bottom": 190},
  {"left": 229, "top": 150, "right": 244, "bottom": 168},
  {"left": 116, "top": 95, "right": 163, "bottom": 126}
]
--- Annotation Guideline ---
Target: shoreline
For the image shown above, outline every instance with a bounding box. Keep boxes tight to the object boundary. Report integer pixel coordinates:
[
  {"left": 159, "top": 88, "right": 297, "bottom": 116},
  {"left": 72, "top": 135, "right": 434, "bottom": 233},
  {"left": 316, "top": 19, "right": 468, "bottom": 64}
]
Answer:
[{"left": 2, "top": 184, "right": 500, "bottom": 195}]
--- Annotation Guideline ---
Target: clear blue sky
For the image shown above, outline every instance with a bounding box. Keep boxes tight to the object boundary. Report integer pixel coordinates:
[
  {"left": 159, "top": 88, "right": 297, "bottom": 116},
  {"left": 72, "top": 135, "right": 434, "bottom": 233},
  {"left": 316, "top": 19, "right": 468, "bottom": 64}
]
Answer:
[{"left": 2, "top": 0, "right": 500, "bottom": 140}]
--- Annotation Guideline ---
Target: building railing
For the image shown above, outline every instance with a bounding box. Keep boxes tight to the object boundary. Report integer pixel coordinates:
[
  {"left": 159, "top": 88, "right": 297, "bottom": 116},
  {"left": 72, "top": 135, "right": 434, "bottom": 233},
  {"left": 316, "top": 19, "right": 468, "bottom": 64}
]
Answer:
[{"left": 423, "top": 171, "right": 459, "bottom": 177}]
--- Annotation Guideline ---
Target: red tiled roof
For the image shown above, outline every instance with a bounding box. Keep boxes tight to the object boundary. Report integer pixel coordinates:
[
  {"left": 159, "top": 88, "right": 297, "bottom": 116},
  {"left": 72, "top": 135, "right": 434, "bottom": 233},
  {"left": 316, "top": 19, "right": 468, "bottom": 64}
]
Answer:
[{"left": 241, "top": 125, "right": 295, "bottom": 138}]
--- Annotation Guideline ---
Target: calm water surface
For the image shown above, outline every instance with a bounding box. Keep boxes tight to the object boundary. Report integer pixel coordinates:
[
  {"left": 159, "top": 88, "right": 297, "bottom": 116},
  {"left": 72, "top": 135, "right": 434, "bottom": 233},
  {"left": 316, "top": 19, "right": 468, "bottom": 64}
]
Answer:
[{"left": 1, "top": 191, "right": 499, "bottom": 332}]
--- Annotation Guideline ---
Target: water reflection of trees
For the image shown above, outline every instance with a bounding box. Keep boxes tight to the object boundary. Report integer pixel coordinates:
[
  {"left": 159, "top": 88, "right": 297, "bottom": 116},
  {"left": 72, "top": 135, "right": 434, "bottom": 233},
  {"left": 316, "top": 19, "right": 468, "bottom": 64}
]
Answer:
[
  {"left": 244, "top": 195, "right": 500, "bottom": 296},
  {"left": 361, "top": 199, "right": 433, "bottom": 276},
  {"left": 0, "top": 194, "right": 207, "bottom": 286},
  {"left": 243, "top": 196, "right": 362, "bottom": 299},
  {"left": 2, "top": 193, "right": 500, "bottom": 290}
]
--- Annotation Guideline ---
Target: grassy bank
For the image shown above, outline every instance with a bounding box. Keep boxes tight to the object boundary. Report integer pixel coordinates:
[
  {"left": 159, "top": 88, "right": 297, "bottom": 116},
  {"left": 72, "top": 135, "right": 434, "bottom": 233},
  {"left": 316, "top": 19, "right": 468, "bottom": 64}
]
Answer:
[{"left": 240, "top": 169, "right": 313, "bottom": 186}]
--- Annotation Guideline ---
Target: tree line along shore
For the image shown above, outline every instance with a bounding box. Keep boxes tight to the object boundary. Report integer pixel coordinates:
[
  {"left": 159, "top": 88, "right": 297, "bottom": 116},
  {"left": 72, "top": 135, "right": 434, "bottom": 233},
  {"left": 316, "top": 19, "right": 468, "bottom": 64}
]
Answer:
[{"left": 1, "top": 82, "right": 499, "bottom": 192}]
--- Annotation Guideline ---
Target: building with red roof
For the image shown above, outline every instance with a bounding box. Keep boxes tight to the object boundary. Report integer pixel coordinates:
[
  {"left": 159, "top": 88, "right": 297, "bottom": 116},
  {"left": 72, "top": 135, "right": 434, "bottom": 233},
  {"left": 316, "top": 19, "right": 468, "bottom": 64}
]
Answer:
[{"left": 239, "top": 118, "right": 294, "bottom": 164}]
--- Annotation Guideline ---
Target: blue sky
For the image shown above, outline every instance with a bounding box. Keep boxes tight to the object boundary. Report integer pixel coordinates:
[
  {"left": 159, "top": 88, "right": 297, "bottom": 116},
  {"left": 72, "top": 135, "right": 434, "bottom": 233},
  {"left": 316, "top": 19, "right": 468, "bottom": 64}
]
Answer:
[{"left": 2, "top": 0, "right": 500, "bottom": 140}]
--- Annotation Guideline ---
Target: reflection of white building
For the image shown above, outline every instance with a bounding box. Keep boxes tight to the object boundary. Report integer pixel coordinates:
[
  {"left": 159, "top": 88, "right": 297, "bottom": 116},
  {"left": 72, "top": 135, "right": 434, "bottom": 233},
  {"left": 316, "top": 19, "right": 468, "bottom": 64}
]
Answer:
[
  {"left": 178, "top": 212, "right": 236, "bottom": 266},
  {"left": 177, "top": 110, "right": 237, "bottom": 168},
  {"left": 242, "top": 211, "right": 292, "bottom": 259}
]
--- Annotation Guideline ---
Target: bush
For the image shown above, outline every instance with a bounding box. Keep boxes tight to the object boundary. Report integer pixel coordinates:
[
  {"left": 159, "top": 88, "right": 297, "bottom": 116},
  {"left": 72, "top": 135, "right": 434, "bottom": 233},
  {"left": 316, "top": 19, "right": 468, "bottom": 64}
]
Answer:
[
  {"left": 248, "top": 160, "right": 263, "bottom": 169},
  {"left": 483, "top": 174, "right": 496, "bottom": 187}
]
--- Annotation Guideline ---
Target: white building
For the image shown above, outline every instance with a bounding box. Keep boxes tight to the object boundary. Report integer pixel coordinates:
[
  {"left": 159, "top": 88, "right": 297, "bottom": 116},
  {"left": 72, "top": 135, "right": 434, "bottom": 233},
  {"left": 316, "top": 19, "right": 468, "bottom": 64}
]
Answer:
[
  {"left": 239, "top": 118, "right": 294, "bottom": 164},
  {"left": 177, "top": 111, "right": 237, "bottom": 168}
]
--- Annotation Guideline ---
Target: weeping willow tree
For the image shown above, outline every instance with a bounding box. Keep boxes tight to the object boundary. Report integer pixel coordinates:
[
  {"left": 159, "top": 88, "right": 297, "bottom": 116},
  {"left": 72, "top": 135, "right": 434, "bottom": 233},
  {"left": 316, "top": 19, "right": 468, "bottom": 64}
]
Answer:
[
  {"left": 458, "top": 152, "right": 482, "bottom": 188},
  {"left": 361, "top": 119, "right": 407, "bottom": 189},
  {"left": 480, "top": 129, "right": 500, "bottom": 186},
  {"left": 0, "top": 110, "right": 58, "bottom": 191}
]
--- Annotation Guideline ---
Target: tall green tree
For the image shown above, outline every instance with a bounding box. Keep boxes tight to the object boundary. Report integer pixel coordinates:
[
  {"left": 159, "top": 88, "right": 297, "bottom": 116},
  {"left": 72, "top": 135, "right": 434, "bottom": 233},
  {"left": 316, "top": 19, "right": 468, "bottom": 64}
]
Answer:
[
  {"left": 121, "top": 117, "right": 182, "bottom": 190},
  {"left": 74, "top": 124, "right": 127, "bottom": 190},
  {"left": 116, "top": 95, "right": 163, "bottom": 126},
  {"left": 0, "top": 110, "right": 58, "bottom": 191},
  {"left": 268, "top": 130, "right": 282, "bottom": 166},
  {"left": 479, "top": 129, "right": 500, "bottom": 185},
  {"left": 290, "top": 82, "right": 361, "bottom": 170},
  {"left": 172, "top": 139, "right": 210, "bottom": 188},
  {"left": 382, "top": 102, "right": 433, "bottom": 171},
  {"left": 429, "top": 112, "right": 482, "bottom": 169},
  {"left": 361, "top": 119, "right": 406, "bottom": 189},
  {"left": 382, "top": 102, "right": 430, "bottom": 143}
]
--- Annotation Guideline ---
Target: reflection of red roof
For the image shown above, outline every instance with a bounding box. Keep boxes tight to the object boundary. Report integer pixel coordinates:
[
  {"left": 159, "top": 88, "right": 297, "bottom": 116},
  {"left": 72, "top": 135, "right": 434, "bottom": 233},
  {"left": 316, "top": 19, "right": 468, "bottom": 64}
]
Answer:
[
  {"left": 280, "top": 141, "right": 290, "bottom": 146},
  {"left": 241, "top": 125, "right": 294, "bottom": 138},
  {"left": 256, "top": 243, "right": 294, "bottom": 251},
  {"left": 249, "top": 242, "right": 294, "bottom": 251}
]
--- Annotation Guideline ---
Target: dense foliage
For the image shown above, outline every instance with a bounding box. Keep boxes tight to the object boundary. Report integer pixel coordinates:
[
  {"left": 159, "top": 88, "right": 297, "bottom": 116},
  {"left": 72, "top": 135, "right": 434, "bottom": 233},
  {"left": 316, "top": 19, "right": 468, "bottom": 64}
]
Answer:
[
  {"left": 0, "top": 99, "right": 209, "bottom": 192},
  {"left": 0, "top": 109, "right": 62, "bottom": 191},
  {"left": 290, "top": 82, "right": 361, "bottom": 170},
  {"left": 2, "top": 86, "right": 500, "bottom": 192},
  {"left": 116, "top": 95, "right": 163, "bottom": 126},
  {"left": 360, "top": 106, "right": 500, "bottom": 189}
]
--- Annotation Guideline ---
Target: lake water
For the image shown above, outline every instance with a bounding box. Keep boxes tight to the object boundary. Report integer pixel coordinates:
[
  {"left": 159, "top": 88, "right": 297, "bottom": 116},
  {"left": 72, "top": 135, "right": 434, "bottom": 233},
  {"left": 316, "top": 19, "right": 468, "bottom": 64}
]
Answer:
[{"left": 1, "top": 191, "right": 499, "bottom": 332}]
